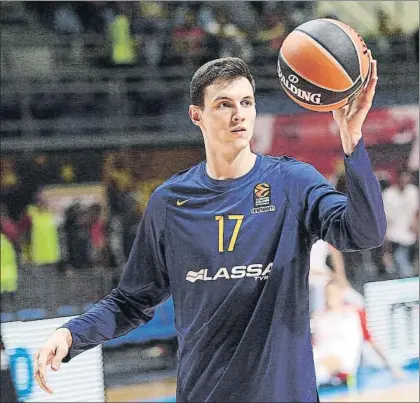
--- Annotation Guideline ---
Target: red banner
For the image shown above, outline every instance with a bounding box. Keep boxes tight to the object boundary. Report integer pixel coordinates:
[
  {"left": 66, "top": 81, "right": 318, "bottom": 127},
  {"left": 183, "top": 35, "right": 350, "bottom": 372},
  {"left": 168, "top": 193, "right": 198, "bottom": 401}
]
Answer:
[{"left": 252, "top": 105, "right": 419, "bottom": 177}]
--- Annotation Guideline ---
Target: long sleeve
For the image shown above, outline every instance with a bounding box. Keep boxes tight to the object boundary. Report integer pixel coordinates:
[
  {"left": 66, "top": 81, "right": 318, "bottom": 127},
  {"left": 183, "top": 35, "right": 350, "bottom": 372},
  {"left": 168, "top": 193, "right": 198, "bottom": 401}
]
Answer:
[
  {"left": 286, "top": 138, "right": 386, "bottom": 251},
  {"left": 61, "top": 189, "right": 170, "bottom": 361}
]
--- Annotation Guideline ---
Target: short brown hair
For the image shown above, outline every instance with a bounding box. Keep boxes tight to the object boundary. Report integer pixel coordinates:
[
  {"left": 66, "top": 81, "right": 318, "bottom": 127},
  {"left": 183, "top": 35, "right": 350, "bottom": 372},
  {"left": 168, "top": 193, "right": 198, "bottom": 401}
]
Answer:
[{"left": 190, "top": 57, "right": 255, "bottom": 108}]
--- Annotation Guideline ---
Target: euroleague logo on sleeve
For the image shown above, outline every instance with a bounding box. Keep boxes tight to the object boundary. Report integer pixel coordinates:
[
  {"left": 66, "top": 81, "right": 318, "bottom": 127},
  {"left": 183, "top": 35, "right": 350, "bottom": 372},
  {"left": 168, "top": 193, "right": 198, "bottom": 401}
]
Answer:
[{"left": 251, "top": 183, "right": 276, "bottom": 214}]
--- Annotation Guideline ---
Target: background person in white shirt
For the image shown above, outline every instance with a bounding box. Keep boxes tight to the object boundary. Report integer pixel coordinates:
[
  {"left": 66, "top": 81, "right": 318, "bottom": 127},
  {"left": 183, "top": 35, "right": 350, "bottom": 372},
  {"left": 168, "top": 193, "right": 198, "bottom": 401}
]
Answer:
[
  {"left": 309, "top": 240, "right": 364, "bottom": 315},
  {"left": 382, "top": 168, "right": 419, "bottom": 278},
  {"left": 312, "top": 280, "right": 404, "bottom": 387}
]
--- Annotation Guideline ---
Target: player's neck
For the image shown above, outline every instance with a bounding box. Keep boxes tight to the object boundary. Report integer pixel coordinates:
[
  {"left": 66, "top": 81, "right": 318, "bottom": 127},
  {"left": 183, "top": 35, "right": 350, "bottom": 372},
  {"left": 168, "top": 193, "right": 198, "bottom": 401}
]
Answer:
[{"left": 205, "top": 146, "right": 257, "bottom": 180}]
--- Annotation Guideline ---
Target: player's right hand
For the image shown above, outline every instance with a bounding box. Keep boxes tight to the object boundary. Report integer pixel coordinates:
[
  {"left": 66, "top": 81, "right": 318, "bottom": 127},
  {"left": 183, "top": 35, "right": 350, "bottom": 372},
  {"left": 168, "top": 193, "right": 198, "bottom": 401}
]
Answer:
[{"left": 34, "top": 328, "right": 72, "bottom": 394}]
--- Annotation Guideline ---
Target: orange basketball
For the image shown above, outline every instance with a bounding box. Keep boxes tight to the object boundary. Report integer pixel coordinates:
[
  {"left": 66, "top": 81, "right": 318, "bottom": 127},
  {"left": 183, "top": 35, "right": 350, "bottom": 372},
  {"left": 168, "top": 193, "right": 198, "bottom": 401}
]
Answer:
[{"left": 277, "top": 18, "right": 371, "bottom": 112}]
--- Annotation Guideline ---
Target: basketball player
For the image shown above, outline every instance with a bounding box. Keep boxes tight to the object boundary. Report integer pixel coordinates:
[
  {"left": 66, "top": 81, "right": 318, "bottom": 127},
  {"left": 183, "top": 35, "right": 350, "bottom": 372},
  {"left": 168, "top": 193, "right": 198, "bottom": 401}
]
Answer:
[
  {"left": 312, "top": 280, "right": 404, "bottom": 386},
  {"left": 35, "top": 55, "right": 384, "bottom": 402}
]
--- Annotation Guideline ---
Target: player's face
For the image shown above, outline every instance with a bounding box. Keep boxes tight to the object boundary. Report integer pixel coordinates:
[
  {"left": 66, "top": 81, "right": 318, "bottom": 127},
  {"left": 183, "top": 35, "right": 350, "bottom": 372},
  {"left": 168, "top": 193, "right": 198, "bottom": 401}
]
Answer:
[{"left": 193, "top": 77, "right": 256, "bottom": 152}]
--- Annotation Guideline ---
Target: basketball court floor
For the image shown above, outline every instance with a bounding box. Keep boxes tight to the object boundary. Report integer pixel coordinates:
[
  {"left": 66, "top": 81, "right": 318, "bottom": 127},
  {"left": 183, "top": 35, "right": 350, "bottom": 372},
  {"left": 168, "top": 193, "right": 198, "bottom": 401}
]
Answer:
[{"left": 106, "top": 362, "right": 419, "bottom": 402}]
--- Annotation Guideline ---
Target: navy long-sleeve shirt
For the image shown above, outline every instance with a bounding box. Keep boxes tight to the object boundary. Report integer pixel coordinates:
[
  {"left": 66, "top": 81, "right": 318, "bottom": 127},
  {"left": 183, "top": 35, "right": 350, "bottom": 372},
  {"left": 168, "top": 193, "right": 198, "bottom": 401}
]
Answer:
[{"left": 61, "top": 138, "right": 386, "bottom": 402}]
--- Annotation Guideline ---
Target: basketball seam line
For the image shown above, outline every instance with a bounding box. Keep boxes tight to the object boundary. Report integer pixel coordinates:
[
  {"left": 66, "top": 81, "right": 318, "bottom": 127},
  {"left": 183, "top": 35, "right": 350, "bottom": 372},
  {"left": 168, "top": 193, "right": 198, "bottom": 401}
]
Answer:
[
  {"left": 280, "top": 46, "right": 358, "bottom": 93},
  {"left": 293, "top": 28, "right": 357, "bottom": 91},
  {"left": 322, "top": 19, "right": 363, "bottom": 79}
]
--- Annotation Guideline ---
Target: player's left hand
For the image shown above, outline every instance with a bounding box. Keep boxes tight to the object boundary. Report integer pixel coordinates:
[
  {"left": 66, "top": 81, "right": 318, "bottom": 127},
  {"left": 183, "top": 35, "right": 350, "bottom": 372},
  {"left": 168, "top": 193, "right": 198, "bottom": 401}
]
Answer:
[{"left": 333, "top": 50, "right": 378, "bottom": 155}]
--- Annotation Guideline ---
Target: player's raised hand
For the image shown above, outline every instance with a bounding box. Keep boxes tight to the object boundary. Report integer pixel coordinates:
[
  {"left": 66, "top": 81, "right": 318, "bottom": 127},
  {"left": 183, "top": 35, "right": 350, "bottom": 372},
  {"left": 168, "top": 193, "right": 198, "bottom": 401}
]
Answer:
[
  {"left": 34, "top": 328, "right": 72, "bottom": 394},
  {"left": 333, "top": 50, "right": 378, "bottom": 155}
]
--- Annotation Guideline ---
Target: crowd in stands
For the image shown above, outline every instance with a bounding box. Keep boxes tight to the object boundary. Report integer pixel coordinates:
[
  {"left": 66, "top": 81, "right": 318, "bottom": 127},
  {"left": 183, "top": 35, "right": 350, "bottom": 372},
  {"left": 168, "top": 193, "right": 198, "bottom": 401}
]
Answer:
[
  {"left": 1, "top": 2, "right": 418, "bottom": 140},
  {"left": 24, "top": 1, "right": 313, "bottom": 68},
  {"left": 0, "top": 153, "right": 147, "bottom": 316},
  {"left": 1, "top": 155, "right": 142, "bottom": 268},
  {"left": 16, "top": 1, "right": 417, "bottom": 68}
]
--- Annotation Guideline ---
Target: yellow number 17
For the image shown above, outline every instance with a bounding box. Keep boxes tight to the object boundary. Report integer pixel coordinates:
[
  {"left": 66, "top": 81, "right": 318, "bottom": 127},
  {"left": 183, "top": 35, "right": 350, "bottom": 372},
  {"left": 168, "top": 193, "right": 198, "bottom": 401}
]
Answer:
[{"left": 215, "top": 215, "right": 244, "bottom": 252}]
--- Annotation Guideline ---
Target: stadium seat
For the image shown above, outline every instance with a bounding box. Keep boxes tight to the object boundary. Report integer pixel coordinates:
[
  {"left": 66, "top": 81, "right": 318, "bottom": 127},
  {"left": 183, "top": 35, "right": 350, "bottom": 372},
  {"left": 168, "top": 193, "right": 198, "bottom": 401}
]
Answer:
[
  {"left": 56, "top": 305, "right": 79, "bottom": 317},
  {"left": 1, "top": 312, "right": 16, "bottom": 322},
  {"left": 17, "top": 308, "right": 48, "bottom": 321}
]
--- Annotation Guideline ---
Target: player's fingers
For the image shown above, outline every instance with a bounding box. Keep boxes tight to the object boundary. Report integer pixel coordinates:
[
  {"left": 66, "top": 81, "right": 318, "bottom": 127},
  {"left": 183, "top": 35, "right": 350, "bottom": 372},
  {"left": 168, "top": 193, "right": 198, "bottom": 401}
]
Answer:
[
  {"left": 369, "top": 50, "right": 378, "bottom": 79},
  {"left": 364, "top": 51, "right": 378, "bottom": 98},
  {"left": 51, "top": 346, "right": 67, "bottom": 371},
  {"left": 366, "top": 60, "right": 378, "bottom": 92},
  {"left": 35, "top": 349, "right": 53, "bottom": 394},
  {"left": 353, "top": 57, "right": 376, "bottom": 113},
  {"left": 34, "top": 368, "right": 53, "bottom": 395}
]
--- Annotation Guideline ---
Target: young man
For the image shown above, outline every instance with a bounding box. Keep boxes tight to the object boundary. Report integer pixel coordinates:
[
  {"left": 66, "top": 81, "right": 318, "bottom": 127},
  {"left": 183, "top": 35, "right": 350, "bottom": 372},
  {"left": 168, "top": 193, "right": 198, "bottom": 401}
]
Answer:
[{"left": 35, "top": 56, "right": 385, "bottom": 402}]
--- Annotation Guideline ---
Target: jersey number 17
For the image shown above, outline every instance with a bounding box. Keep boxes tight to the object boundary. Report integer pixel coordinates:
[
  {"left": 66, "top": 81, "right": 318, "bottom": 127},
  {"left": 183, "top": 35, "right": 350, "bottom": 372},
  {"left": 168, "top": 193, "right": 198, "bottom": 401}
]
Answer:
[{"left": 215, "top": 215, "right": 244, "bottom": 252}]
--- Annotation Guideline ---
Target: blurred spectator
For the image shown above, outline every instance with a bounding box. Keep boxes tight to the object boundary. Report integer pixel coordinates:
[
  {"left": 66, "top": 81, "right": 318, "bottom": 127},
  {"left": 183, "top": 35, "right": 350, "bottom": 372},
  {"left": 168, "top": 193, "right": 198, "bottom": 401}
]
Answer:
[
  {"left": 108, "top": 211, "right": 125, "bottom": 274},
  {"left": 309, "top": 240, "right": 364, "bottom": 315},
  {"left": 370, "top": 172, "right": 394, "bottom": 278},
  {"left": 205, "top": 9, "right": 253, "bottom": 63},
  {"left": 74, "top": 1, "right": 106, "bottom": 34},
  {"left": 377, "top": 9, "right": 402, "bottom": 37},
  {"left": 17, "top": 155, "right": 55, "bottom": 220},
  {"left": 53, "top": 2, "right": 84, "bottom": 35},
  {"left": 0, "top": 158, "right": 19, "bottom": 195},
  {"left": 312, "top": 280, "right": 403, "bottom": 387},
  {"left": 63, "top": 202, "right": 91, "bottom": 271},
  {"left": 122, "top": 198, "right": 142, "bottom": 261},
  {"left": 1, "top": 207, "right": 18, "bottom": 306},
  {"left": 312, "top": 280, "right": 364, "bottom": 386},
  {"left": 95, "top": 1, "right": 115, "bottom": 27},
  {"left": 88, "top": 203, "right": 107, "bottom": 267},
  {"left": 287, "top": 1, "right": 315, "bottom": 27},
  {"left": 17, "top": 192, "right": 61, "bottom": 267},
  {"left": 24, "top": 1, "right": 55, "bottom": 30},
  {"left": 255, "top": 13, "right": 287, "bottom": 53},
  {"left": 0, "top": 232, "right": 18, "bottom": 298},
  {"left": 196, "top": 3, "right": 217, "bottom": 32},
  {"left": 0, "top": 204, "right": 19, "bottom": 245},
  {"left": 106, "top": 155, "right": 135, "bottom": 216},
  {"left": 170, "top": 9, "right": 205, "bottom": 66},
  {"left": 133, "top": 1, "right": 168, "bottom": 67},
  {"left": 109, "top": 4, "right": 136, "bottom": 66},
  {"left": 382, "top": 168, "right": 419, "bottom": 278},
  {"left": 216, "top": 2, "right": 261, "bottom": 33},
  {"left": 60, "top": 160, "right": 77, "bottom": 184},
  {"left": 108, "top": 155, "right": 134, "bottom": 194},
  {"left": 0, "top": 158, "right": 20, "bottom": 220},
  {"left": 376, "top": 9, "right": 403, "bottom": 61}
]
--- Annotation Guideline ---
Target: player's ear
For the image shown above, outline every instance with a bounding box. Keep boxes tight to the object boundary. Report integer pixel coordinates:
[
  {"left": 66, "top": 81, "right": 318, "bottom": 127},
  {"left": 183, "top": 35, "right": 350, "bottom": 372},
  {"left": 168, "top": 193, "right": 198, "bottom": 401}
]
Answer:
[{"left": 189, "top": 105, "right": 202, "bottom": 126}]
